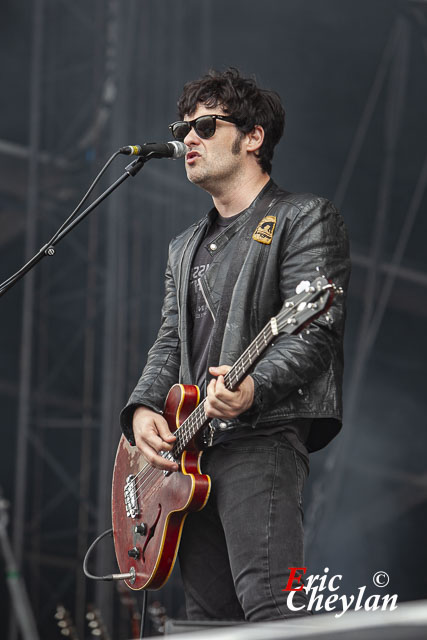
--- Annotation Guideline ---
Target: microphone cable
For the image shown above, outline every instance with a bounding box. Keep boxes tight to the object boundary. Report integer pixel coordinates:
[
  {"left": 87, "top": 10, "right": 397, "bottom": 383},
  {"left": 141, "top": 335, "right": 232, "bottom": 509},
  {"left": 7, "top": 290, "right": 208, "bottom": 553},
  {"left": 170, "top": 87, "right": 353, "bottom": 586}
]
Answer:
[
  {"left": 47, "top": 150, "right": 121, "bottom": 246},
  {"left": 0, "top": 150, "right": 120, "bottom": 296}
]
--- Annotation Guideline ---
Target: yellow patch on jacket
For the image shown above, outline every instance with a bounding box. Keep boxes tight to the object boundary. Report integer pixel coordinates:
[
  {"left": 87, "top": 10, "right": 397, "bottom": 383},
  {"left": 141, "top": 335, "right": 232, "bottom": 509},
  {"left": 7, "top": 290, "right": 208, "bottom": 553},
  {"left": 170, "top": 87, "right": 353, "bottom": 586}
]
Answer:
[{"left": 252, "top": 215, "right": 276, "bottom": 245}]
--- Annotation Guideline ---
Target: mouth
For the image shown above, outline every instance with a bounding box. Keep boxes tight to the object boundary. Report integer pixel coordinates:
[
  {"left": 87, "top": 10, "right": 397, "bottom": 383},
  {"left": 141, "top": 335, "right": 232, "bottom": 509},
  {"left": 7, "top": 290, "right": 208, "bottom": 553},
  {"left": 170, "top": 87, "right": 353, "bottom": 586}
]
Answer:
[{"left": 186, "top": 150, "right": 201, "bottom": 165}]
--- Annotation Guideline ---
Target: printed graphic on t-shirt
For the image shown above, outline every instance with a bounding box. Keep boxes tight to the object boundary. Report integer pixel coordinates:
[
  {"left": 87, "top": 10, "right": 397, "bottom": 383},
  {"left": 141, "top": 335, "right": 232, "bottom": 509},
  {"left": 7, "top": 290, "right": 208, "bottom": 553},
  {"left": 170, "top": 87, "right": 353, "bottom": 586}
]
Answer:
[{"left": 189, "top": 263, "right": 210, "bottom": 319}]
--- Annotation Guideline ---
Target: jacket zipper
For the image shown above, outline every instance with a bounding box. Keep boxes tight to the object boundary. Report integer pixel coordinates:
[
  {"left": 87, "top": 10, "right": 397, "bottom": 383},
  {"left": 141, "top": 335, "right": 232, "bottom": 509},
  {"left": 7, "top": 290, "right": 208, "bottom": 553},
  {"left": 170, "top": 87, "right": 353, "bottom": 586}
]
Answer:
[
  {"left": 199, "top": 277, "right": 216, "bottom": 320},
  {"left": 176, "top": 222, "right": 207, "bottom": 383},
  {"left": 177, "top": 223, "right": 203, "bottom": 328}
]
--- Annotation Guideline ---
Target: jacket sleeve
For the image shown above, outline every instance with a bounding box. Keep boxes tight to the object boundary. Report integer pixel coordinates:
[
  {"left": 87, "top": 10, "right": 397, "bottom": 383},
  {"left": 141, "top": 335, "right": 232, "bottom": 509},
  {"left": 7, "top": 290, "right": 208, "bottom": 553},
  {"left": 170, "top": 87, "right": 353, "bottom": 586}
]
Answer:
[
  {"left": 120, "top": 252, "right": 181, "bottom": 443},
  {"left": 248, "top": 197, "right": 350, "bottom": 417}
]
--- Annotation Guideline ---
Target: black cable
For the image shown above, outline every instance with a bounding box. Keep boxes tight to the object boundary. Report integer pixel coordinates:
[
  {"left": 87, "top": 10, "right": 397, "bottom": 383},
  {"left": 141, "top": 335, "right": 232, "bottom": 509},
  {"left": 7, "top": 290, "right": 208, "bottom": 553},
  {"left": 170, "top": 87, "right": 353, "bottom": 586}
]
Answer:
[
  {"left": 47, "top": 150, "right": 120, "bottom": 246},
  {"left": 83, "top": 527, "right": 149, "bottom": 637},
  {"left": 83, "top": 528, "right": 115, "bottom": 581},
  {"left": 0, "top": 150, "right": 120, "bottom": 295}
]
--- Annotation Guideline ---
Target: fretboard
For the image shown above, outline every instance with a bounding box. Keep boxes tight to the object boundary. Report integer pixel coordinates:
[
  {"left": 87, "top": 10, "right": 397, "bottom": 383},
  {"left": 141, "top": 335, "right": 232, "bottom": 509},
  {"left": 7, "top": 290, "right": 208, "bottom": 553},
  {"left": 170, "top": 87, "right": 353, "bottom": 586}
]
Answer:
[{"left": 172, "top": 320, "right": 276, "bottom": 457}]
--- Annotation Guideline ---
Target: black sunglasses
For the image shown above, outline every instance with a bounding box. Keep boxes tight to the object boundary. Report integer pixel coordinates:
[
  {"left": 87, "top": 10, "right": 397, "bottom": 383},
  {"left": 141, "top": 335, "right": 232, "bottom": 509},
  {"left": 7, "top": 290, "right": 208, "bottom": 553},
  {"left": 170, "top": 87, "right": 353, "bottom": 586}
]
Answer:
[{"left": 168, "top": 114, "right": 239, "bottom": 141}]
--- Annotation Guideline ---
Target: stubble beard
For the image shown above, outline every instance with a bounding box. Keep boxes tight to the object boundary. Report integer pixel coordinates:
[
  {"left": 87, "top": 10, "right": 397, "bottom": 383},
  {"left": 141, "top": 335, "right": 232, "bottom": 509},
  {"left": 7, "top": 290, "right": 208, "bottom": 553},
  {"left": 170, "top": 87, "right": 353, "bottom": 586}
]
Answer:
[{"left": 186, "top": 131, "right": 245, "bottom": 192}]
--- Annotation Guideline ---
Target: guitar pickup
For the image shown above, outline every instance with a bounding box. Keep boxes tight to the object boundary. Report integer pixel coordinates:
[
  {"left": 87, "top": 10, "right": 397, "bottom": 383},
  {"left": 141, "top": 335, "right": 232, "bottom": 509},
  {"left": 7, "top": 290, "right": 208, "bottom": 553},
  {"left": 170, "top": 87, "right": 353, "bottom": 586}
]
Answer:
[{"left": 124, "top": 474, "right": 140, "bottom": 518}]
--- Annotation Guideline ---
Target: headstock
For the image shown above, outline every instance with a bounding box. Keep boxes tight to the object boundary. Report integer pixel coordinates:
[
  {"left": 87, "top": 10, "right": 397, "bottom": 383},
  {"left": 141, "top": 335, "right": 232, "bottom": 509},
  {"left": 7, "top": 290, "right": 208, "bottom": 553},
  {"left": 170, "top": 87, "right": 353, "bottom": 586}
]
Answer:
[{"left": 275, "top": 276, "right": 342, "bottom": 335}]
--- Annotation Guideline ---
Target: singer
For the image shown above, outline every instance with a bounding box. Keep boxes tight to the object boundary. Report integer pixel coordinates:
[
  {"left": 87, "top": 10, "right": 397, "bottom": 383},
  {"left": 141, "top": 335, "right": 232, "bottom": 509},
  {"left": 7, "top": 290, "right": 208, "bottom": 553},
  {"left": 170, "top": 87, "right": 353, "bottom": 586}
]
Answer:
[{"left": 120, "top": 68, "right": 350, "bottom": 621}]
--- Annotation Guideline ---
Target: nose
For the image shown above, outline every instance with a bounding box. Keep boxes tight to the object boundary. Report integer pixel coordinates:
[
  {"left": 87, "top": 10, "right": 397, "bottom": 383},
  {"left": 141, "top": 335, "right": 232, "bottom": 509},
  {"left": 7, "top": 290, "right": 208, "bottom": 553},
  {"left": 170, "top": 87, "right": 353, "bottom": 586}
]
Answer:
[{"left": 183, "top": 125, "right": 200, "bottom": 147}]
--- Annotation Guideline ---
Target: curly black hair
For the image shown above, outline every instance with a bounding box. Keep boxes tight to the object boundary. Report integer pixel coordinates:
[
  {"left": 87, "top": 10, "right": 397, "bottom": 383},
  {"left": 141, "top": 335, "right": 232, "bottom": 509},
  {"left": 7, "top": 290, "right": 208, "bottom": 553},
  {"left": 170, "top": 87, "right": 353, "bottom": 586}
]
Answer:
[{"left": 177, "top": 68, "right": 285, "bottom": 174}]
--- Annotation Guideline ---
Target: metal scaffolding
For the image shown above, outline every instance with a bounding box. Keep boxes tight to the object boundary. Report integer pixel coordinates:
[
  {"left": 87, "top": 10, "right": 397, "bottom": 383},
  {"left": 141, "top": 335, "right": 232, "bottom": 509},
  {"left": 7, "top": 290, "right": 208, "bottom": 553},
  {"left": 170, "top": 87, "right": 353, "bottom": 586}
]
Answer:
[
  {"left": 1, "top": 1, "right": 213, "bottom": 638},
  {"left": 305, "top": 3, "right": 427, "bottom": 550},
  {"left": 1, "top": 1, "right": 426, "bottom": 638},
  {"left": 6, "top": 0, "right": 122, "bottom": 637}
]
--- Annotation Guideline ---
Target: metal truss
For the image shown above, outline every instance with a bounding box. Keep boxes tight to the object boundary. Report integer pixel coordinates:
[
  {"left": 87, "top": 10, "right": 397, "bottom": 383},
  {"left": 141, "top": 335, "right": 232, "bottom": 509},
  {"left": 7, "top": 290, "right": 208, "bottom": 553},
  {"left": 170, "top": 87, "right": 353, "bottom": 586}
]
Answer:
[
  {"left": 305, "top": 2, "right": 427, "bottom": 549},
  {"left": 1, "top": 1, "right": 214, "bottom": 638},
  {"left": 5, "top": 0, "right": 120, "bottom": 637},
  {"left": 5, "top": 0, "right": 426, "bottom": 637}
]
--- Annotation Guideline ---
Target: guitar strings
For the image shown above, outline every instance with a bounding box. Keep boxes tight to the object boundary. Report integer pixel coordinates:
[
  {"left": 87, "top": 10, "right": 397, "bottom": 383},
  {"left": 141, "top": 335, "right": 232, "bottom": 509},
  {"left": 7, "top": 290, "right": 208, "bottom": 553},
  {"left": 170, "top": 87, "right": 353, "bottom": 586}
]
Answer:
[
  {"left": 128, "top": 328, "right": 273, "bottom": 503},
  {"left": 130, "top": 401, "right": 207, "bottom": 499},
  {"left": 125, "top": 281, "right": 331, "bottom": 509},
  {"left": 129, "top": 324, "right": 277, "bottom": 501}
]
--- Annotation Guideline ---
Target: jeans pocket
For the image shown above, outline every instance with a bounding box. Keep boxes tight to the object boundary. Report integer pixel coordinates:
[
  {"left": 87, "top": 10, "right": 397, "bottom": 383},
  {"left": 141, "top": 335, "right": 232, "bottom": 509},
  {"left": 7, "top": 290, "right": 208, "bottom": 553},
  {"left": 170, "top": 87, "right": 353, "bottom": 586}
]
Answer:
[{"left": 292, "top": 451, "right": 308, "bottom": 507}]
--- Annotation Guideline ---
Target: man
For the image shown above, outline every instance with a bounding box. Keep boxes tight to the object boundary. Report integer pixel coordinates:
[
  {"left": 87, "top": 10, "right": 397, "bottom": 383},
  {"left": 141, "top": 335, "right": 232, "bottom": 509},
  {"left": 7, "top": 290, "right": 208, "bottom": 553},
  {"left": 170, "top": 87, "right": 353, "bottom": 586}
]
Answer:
[{"left": 120, "top": 68, "right": 350, "bottom": 621}]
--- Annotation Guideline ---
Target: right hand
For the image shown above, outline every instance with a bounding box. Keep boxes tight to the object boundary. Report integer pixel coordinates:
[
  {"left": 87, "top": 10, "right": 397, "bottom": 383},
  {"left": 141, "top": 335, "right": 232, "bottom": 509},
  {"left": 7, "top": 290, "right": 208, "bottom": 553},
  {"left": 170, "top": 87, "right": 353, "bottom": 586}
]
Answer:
[{"left": 133, "top": 406, "right": 178, "bottom": 472}]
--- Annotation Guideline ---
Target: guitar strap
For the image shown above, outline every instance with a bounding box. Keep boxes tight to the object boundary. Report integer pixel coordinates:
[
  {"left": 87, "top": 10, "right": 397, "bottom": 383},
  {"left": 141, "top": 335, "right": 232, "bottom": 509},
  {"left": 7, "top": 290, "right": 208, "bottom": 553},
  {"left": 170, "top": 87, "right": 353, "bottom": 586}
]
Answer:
[{"left": 205, "top": 180, "right": 287, "bottom": 386}]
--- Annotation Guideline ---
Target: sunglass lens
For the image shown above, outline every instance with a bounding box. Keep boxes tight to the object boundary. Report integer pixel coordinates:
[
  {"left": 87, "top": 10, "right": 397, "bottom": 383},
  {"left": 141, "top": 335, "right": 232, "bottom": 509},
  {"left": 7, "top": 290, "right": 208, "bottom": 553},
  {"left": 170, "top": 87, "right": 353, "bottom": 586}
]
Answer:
[
  {"left": 195, "top": 116, "right": 216, "bottom": 139},
  {"left": 172, "top": 122, "right": 191, "bottom": 141}
]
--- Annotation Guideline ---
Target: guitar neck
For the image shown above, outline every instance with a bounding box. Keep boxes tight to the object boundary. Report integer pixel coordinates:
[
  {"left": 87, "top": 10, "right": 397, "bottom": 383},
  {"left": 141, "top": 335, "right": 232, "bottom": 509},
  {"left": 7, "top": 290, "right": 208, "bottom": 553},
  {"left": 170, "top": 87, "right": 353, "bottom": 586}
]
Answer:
[
  {"left": 171, "top": 275, "right": 336, "bottom": 457},
  {"left": 172, "top": 318, "right": 276, "bottom": 456},
  {"left": 222, "top": 318, "right": 277, "bottom": 392}
]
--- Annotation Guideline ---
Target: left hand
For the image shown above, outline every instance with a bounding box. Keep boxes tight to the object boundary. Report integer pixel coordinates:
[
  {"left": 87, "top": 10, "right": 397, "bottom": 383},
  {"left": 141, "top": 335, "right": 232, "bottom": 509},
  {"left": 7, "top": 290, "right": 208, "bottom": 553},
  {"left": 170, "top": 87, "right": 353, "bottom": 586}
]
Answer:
[{"left": 204, "top": 365, "right": 255, "bottom": 419}]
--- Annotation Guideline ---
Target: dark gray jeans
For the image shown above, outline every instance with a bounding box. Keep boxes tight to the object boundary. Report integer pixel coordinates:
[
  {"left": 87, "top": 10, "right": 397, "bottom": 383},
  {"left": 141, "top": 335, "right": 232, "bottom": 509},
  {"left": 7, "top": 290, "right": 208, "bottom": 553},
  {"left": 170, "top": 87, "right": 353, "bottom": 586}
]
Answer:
[{"left": 178, "top": 432, "right": 310, "bottom": 621}]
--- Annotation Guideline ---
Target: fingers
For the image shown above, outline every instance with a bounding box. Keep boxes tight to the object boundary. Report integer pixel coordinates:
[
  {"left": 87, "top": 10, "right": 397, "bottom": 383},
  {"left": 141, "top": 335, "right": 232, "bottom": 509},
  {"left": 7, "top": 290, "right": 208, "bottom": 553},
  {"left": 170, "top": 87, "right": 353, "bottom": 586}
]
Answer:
[
  {"left": 209, "top": 375, "right": 233, "bottom": 402},
  {"left": 152, "top": 414, "right": 177, "bottom": 448},
  {"left": 205, "top": 376, "right": 240, "bottom": 418},
  {"left": 205, "top": 371, "right": 255, "bottom": 419},
  {"left": 134, "top": 407, "right": 176, "bottom": 446},
  {"left": 133, "top": 408, "right": 178, "bottom": 472},
  {"left": 208, "top": 366, "right": 233, "bottom": 402},
  {"left": 209, "top": 365, "right": 231, "bottom": 376}
]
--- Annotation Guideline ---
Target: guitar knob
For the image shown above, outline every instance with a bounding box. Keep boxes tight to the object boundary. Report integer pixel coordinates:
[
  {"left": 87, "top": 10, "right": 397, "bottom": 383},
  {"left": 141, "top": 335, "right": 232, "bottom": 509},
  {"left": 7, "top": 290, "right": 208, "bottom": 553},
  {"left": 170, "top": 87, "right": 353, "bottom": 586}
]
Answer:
[
  {"left": 134, "top": 523, "right": 147, "bottom": 536},
  {"left": 128, "top": 547, "right": 140, "bottom": 559}
]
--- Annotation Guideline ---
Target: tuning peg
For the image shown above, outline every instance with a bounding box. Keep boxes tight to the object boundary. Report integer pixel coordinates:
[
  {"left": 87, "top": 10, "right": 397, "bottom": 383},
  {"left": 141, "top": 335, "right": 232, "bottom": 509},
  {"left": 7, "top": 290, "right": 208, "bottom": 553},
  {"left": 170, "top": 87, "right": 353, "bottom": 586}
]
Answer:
[{"left": 295, "top": 280, "right": 310, "bottom": 294}]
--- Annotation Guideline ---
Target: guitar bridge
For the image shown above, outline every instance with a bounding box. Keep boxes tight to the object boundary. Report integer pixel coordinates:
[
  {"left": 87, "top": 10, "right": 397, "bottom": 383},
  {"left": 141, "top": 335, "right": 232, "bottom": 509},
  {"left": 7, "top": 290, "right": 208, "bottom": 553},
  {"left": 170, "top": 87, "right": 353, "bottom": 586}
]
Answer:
[{"left": 124, "top": 474, "right": 140, "bottom": 518}]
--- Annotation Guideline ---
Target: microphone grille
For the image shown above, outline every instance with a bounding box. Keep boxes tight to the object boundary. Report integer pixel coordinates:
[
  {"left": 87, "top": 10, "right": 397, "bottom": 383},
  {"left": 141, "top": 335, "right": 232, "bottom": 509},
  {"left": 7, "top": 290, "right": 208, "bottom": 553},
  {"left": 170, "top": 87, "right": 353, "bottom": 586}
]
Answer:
[{"left": 169, "top": 141, "right": 188, "bottom": 159}]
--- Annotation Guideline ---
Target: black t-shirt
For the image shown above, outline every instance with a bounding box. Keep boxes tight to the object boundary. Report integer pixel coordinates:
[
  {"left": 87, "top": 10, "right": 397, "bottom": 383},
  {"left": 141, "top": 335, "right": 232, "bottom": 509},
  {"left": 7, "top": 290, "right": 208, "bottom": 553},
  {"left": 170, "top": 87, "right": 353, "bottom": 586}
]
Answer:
[{"left": 189, "top": 211, "right": 241, "bottom": 389}]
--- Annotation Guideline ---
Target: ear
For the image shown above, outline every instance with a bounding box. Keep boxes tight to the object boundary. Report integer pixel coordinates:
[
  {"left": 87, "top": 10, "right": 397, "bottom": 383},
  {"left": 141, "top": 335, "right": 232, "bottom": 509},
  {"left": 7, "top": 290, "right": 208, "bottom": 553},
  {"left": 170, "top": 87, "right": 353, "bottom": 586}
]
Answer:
[{"left": 246, "top": 125, "right": 265, "bottom": 153}]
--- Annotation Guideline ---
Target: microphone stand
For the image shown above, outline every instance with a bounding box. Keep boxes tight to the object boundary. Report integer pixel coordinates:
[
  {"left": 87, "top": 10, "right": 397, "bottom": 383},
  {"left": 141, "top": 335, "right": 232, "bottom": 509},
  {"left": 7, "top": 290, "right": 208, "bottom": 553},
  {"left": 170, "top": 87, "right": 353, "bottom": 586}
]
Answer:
[
  {"left": 0, "top": 152, "right": 151, "bottom": 636},
  {"left": 0, "top": 157, "right": 145, "bottom": 298}
]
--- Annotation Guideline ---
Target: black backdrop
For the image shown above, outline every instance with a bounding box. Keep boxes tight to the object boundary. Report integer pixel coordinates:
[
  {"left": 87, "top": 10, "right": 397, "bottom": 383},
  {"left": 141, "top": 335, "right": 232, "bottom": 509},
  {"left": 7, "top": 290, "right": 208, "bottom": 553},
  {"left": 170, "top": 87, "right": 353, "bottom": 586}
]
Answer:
[{"left": 1, "top": 1, "right": 427, "bottom": 638}]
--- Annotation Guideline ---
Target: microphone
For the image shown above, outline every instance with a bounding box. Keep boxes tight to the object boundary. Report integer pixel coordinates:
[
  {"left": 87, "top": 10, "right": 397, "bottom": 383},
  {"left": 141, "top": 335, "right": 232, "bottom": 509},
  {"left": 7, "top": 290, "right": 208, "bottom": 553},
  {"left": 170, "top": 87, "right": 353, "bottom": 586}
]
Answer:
[{"left": 119, "top": 141, "right": 188, "bottom": 159}]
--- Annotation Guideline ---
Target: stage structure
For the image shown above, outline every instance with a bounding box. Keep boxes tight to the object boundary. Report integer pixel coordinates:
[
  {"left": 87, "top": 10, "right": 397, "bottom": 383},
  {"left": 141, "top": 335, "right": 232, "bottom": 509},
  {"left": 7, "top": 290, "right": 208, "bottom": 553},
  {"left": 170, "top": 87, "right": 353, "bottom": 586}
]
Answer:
[
  {"left": 1, "top": 1, "right": 213, "bottom": 638},
  {"left": 304, "top": 1, "right": 427, "bottom": 553},
  {"left": 0, "top": 1, "right": 426, "bottom": 639}
]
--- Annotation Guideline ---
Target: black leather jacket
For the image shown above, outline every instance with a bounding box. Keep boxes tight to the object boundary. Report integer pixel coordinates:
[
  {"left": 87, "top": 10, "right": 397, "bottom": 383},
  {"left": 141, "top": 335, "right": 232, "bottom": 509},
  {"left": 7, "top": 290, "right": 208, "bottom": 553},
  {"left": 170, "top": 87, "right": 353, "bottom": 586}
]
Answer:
[{"left": 121, "top": 180, "right": 351, "bottom": 452}]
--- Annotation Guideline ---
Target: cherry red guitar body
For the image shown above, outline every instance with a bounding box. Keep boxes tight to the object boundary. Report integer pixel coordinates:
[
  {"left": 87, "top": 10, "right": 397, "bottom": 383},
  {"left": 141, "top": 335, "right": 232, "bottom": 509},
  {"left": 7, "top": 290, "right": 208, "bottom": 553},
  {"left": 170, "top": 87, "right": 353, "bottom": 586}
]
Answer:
[
  {"left": 111, "top": 384, "right": 211, "bottom": 590},
  {"left": 111, "top": 275, "right": 337, "bottom": 591}
]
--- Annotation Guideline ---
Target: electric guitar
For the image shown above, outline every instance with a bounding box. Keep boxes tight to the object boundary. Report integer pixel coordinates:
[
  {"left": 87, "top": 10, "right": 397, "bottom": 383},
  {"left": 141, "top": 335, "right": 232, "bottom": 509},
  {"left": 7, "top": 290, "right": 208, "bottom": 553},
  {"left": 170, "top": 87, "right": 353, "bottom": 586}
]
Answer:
[{"left": 112, "top": 275, "right": 340, "bottom": 590}]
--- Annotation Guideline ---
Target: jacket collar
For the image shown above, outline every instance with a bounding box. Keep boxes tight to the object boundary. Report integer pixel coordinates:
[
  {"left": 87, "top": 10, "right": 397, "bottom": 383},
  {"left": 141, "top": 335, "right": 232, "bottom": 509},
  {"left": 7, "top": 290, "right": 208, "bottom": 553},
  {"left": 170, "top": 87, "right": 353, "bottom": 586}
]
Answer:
[{"left": 203, "top": 178, "right": 276, "bottom": 256}]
